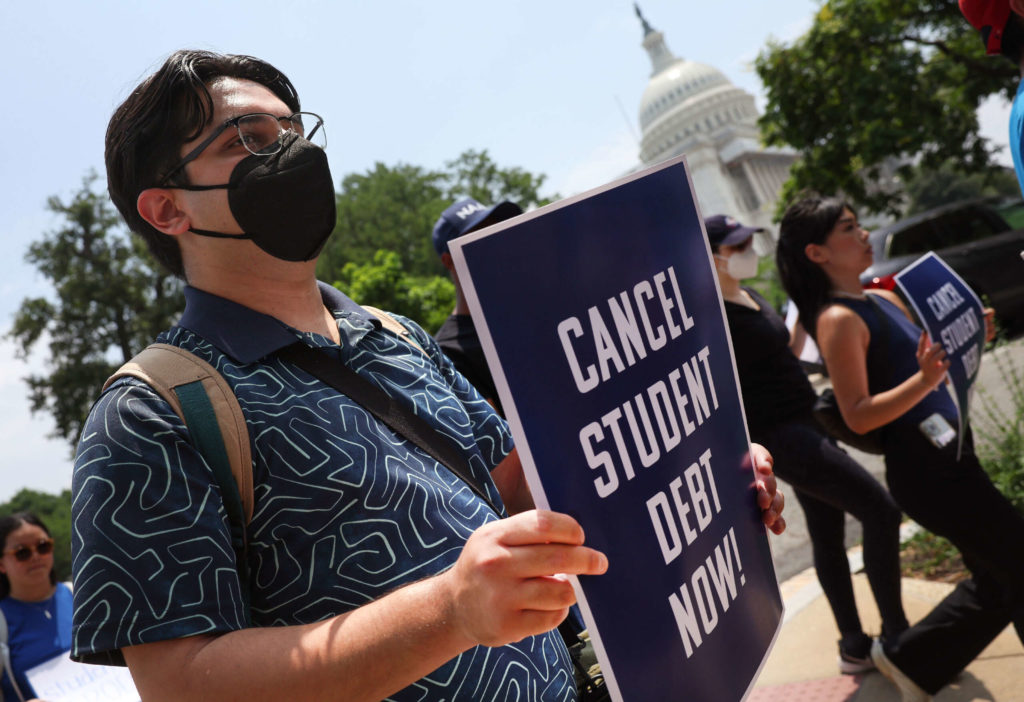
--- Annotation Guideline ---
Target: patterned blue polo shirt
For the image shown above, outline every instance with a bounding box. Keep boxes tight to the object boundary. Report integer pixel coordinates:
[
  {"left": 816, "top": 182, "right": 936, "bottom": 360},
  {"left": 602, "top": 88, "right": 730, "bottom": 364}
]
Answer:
[{"left": 71, "top": 283, "right": 576, "bottom": 701}]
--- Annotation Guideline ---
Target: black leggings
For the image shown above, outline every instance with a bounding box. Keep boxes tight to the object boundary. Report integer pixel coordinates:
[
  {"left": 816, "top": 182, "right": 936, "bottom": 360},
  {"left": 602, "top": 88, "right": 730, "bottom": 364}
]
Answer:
[
  {"left": 754, "top": 416, "right": 908, "bottom": 639},
  {"left": 883, "top": 426, "right": 1024, "bottom": 694}
]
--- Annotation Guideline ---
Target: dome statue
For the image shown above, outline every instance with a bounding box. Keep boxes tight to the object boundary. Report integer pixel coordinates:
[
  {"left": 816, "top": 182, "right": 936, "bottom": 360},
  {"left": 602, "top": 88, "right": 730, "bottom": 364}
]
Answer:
[{"left": 633, "top": 5, "right": 796, "bottom": 241}]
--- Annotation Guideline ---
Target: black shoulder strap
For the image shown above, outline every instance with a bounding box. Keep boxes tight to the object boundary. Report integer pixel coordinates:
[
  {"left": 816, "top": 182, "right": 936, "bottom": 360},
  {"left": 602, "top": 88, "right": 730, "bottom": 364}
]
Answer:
[
  {"left": 278, "top": 343, "right": 590, "bottom": 662},
  {"left": 276, "top": 343, "right": 503, "bottom": 516}
]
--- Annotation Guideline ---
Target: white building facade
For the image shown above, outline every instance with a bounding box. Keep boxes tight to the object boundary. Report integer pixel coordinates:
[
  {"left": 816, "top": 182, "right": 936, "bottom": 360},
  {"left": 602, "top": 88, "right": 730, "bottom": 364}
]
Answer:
[{"left": 634, "top": 7, "right": 795, "bottom": 245}]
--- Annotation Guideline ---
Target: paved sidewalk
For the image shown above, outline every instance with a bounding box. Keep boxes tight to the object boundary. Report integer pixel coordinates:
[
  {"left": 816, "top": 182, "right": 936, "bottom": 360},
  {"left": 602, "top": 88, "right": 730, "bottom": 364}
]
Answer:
[{"left": 750, "top": 564, "right": 1024, "bottom": 701}]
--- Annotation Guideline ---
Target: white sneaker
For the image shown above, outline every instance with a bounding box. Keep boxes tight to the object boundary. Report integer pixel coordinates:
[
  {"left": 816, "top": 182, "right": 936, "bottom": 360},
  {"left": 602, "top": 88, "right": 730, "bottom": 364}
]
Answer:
[{"left": 870, "top": 639, "right": 932, "bottom": 702}]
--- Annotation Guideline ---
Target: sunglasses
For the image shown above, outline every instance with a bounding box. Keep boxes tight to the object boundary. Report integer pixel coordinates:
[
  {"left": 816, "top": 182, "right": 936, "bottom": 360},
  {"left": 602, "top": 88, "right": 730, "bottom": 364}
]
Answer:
[{"left": 3, "top": 538, "right": 54, "bottom": 562}]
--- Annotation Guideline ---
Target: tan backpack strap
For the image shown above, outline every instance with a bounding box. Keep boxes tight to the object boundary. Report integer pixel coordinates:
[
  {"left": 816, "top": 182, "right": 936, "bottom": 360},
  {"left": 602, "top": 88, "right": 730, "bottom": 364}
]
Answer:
[
  {"left": 104, "top": 343, "right": 254, "bottom": 524},
  {"left": 363, "top": 305, "right": 426, "bottom": 355}
]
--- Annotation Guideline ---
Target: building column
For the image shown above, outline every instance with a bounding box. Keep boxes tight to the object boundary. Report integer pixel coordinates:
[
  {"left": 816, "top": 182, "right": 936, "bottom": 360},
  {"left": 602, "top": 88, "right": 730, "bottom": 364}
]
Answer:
[{"left": 742, "top": 160, "right": 773, "bottom": 208}]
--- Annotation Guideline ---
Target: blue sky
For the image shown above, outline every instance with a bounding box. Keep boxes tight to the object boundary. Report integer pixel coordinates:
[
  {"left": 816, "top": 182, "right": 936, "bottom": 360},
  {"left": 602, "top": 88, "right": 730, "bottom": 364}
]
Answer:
[{"left": 0, "top": 1, "right": 1012, "bottom": 501}]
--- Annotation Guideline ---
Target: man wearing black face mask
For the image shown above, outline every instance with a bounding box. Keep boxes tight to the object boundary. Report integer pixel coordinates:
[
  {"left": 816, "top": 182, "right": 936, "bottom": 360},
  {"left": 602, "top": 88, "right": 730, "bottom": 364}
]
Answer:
[
  {"left": 70, "top": 49, "right": 608, "bottom": 702},
  {"left": 71, "top": 50, "right": 786, "bottom": 702}
]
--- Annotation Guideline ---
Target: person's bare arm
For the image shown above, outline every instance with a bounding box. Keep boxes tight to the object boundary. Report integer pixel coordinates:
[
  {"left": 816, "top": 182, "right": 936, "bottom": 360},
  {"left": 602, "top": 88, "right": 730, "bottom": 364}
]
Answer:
[
  {"left": 817, "top": 304, "right": 949, "bottom": 434},
  {"left": 122, "top": 510, "right": 607, "bottom": 702},
  {"left": 983, "top": 307, "right": 997, "bottom": 342},
  {"left": 490, "top": 447, "right": 535, "bottom": 515}
]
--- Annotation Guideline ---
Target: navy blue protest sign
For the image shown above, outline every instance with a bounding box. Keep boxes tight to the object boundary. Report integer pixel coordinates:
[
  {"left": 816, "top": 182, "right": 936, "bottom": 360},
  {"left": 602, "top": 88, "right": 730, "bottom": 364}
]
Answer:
[
  {"left": 895, "top": 252, "right": 986, "bottom": 458},
  {"left": 449, "top": 156, "right": 782, "bottom": 702}
]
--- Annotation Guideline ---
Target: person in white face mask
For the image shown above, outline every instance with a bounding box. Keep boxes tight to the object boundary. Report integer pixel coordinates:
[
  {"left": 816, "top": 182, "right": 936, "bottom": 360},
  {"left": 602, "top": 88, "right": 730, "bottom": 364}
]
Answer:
[{"left": 706, "top": 214, "right": 909, "bottom": 676}]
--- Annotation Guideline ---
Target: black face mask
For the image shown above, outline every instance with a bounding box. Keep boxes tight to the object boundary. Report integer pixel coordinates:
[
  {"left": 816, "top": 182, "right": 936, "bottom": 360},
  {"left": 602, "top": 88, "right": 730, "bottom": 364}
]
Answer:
[{"left": 178, "top": 132, "right": 336, "bottom": 262}]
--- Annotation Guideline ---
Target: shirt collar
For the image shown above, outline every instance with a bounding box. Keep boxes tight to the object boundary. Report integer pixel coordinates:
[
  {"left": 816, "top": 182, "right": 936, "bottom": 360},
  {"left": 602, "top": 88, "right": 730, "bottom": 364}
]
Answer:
[{"left": 178, "top": 282, "right": 378, "bottom": 363}]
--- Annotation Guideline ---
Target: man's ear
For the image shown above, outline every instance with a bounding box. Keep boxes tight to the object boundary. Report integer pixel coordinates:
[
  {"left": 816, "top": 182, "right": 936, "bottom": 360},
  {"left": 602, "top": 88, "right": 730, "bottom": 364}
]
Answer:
[
  {"left": 1010, "top": 0, "right": 1024, "bottom": 18},
  {"left": 440, "top": 252, "right": 456, "bottom": 274},
  {"left": 804, "top": 242, "right": 828, "bottom": 264},
  {"left": 137, "top": 188, "right": 190, "bottom": 236}
]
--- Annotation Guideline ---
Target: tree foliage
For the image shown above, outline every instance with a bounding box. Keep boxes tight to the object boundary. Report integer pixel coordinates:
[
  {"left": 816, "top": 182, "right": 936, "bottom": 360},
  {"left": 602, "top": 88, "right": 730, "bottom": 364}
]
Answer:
[
  {"left": 333, "top": 250, "right": 456, "bottom": 333},
  {"left": 903, "top": 162, "right": 1021, "bottom": 215},
  {"left": 318, "top": 149, "right": 554, "bottom": 281},
  {"left": 319, "top": 162, "right": 450, "bottom": 281},
  {"left": 445, "top": 149, "right": 552, "bottom": 211},
  {"left": 0, "top": 489, "right": 73, "bottom": 582},
  {"left": 318, "top": 149, "right": 554, "bottom": 331},
  {"left": 8, "top": 173, "right": 184, "bottom": 446},
  {"left": 755, "top": 0, "right": 1019, "bottom": 216},
  {"left": 748, "top": 255, "right": 789, "bottom": 314}
]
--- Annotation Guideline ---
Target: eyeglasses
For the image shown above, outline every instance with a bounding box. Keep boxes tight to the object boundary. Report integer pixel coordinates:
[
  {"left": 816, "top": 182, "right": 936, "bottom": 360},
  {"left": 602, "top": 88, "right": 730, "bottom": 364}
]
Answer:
[
  {"left": 3, "top": 538, "right": 55, "bottom": 562},
  {"left": 160, "top": 111, "right": 326, "bottom": 185}
]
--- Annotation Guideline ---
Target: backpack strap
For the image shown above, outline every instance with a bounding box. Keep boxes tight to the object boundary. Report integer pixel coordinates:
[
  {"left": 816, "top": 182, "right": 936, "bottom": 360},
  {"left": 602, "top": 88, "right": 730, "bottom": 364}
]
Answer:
[
  {"left": 104, "top": 344, "right": 253, "bottom": 525},
  {"left": 97, "top": 309, "right": 428, "bottom": 626},
  {"left": 104, "top": 344, "right": 254, "bottom": 622},
  {"left": 362, "top": 305, "right": 426, "bottom": 355},
  {"left": 0, "top": 607, "right": 26, "bottom": 702}
]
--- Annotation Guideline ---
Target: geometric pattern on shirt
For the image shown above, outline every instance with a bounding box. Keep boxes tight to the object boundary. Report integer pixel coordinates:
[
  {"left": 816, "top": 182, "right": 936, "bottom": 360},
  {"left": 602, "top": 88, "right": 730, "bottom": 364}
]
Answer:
[{"left": 71, "top": 310, "right": 575, "bottom": 701}]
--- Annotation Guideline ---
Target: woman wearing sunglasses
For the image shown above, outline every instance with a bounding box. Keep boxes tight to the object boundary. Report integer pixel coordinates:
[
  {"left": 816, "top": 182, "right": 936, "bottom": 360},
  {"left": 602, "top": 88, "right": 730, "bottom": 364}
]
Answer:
[{"left": 0, "top": 512, "right": 71, "bottom": 702}]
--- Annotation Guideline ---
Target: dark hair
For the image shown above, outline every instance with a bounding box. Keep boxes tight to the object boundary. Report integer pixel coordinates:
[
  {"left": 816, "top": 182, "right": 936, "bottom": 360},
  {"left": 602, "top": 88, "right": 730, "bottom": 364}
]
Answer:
[
  {"left": 105, "top": 50, "right": 301, "bottom": 278},
  {"left": 0, "top": 512, "right": 56, "bottom": 599},
  {"left": 775, "top": 194, "right": 853, "bottom": 340}
]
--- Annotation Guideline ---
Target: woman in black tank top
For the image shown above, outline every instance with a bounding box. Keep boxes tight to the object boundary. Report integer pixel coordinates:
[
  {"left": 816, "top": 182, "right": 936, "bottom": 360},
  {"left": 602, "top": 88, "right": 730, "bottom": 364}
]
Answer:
[{"left": 777, "top": 194, "right": 1024, "bottom": 701}]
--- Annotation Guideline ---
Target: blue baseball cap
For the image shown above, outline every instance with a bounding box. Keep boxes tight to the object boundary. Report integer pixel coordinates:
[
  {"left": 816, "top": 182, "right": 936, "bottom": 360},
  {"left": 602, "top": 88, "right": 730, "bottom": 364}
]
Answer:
[
  {"left": 432, "top": 198, "right": 523, "bottom": 255},
  {"left": 703, "top": 214, "right": 763, "bottom": 247}
]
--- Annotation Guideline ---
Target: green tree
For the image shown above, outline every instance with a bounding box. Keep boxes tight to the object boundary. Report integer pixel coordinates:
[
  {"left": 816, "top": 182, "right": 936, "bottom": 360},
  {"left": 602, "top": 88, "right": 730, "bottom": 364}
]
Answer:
[
  {"left": 319, "top": 149, "right": 555, "bottom": 330},
  {"left": 903, "top": 162, "right": 1021, "bottom": 215},
  {"left": 445, "top": 149, "right": 554, "bottom": 210},
  {"left": 748, "top": 255, "right": 789, "bottom": 313},
  {"left": 319, "top": 149, "right": 556, "bottom": 282},
  {"left": 319, "top": 163, "right": 450, "bottom": 281},
  {"left": 755, "top": 0, "right": 1019, "bottom": 217},
  {"left": 0, "top": 489, "right": 73, "bottom": 582},
  {"left": 333, "top": 250, "right": 456, "bottom": 333},
  {"left": 8, "top": 173, "right": 184, "bottom": 446}
]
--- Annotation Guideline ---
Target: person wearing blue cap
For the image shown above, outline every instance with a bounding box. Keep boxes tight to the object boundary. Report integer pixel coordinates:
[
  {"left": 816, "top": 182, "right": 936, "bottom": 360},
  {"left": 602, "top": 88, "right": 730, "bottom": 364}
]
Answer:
[
  {"left": 432, "top": 197, "right": 523, "bottom": 416},
  {"left": 706, "top": 214, "right": 909, "bottom": 676}
]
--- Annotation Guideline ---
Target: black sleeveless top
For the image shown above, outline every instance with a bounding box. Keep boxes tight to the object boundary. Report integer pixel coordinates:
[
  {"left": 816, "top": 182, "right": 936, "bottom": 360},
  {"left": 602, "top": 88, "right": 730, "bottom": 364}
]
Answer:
[
  {"left": 724, "top": 287, "right": 818, "bottom": 436},
  {"left": 829, "top": 294, "right": 957, "bottom": 433}
]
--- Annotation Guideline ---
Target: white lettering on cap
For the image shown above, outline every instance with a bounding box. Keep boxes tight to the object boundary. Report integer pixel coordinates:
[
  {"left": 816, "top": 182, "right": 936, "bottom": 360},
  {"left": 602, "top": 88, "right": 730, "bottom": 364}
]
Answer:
[{"left": 456, "top": 203, "right": 487, "bottom": 219}]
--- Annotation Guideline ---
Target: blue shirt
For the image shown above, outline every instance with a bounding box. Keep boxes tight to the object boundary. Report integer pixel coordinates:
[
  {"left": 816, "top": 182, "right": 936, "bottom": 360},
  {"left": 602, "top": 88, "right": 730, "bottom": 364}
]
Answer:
[
  {"left": 71, "top": 283, "right": 576, "bottom": 702},
  {"left": 1011, "top": 79, "right": 1024, "bottom": 196},
  {"left": 1, "top": 582, "right": 73, "bottom": 700}
]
